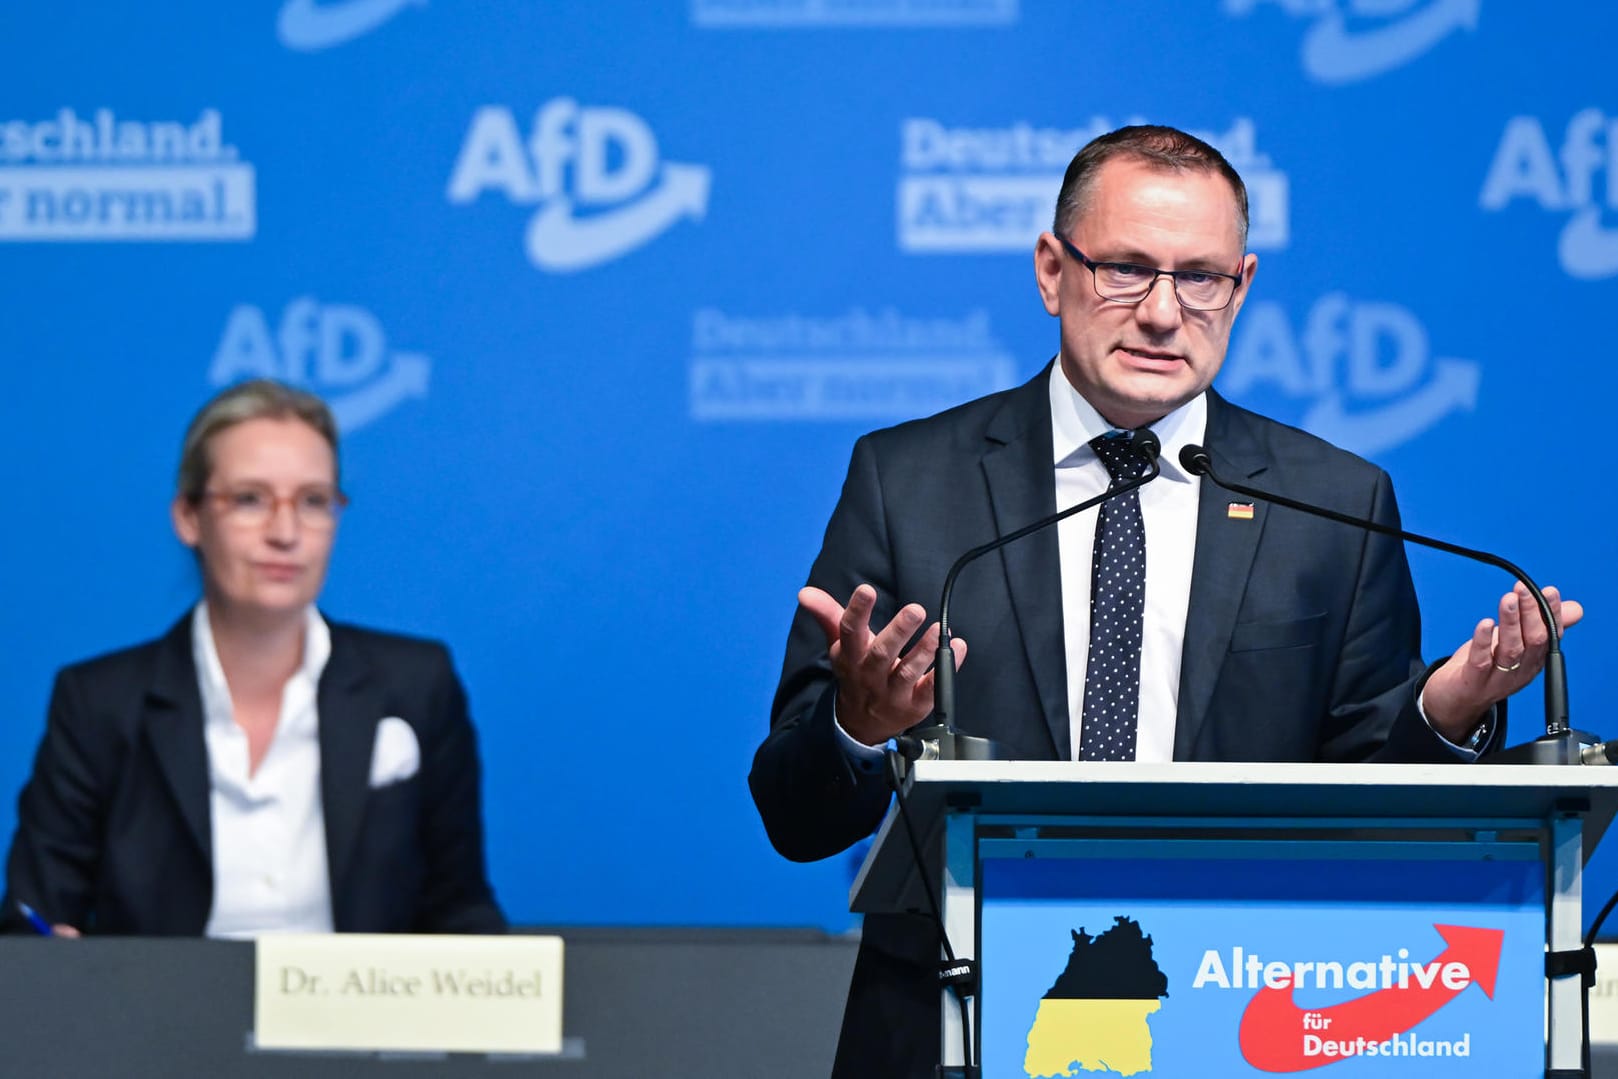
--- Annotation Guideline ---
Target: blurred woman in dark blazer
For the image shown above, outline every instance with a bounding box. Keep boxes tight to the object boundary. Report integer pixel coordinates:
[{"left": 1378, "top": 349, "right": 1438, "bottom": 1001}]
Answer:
[{"left": 3, "top": 380, "right": 504, "bottom": 936}]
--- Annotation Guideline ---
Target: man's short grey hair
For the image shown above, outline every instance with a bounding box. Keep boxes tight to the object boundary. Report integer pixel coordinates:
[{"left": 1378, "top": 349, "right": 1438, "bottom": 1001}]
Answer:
[
  {"left": 1052, "top": 124, "right": 1250, "bottom": 251},
  {"left": 176, "top": 379, "right": 340, "bottom": 501}
]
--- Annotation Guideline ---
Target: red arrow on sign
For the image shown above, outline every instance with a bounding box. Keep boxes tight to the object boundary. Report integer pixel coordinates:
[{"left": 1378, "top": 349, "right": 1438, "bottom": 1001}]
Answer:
[{"left": 1237, "top": 924, "right": 1502, "bottom": 1072}]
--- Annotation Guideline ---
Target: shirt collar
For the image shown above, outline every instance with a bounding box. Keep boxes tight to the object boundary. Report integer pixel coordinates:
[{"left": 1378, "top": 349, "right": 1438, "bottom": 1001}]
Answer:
[
  {"left": 192, "top": 602, "right": 331, "bottom": 727},
  {"left": 1048, "top": 361, "right": 1208, "bottom": 481}
]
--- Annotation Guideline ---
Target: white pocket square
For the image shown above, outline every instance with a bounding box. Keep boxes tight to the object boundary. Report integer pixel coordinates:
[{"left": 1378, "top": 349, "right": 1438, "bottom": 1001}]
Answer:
[{"left": 368, "top": 716, "right": 420, "bottom": 788}]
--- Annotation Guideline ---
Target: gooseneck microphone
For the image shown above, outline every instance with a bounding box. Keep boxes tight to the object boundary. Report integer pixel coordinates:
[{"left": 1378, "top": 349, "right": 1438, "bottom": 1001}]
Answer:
[
  {"left": 1178, "top": 444, "right": 1586, "bottom": 765},
  {"left": 899, "top": 428, "right": 1163, "bottom": 762}
]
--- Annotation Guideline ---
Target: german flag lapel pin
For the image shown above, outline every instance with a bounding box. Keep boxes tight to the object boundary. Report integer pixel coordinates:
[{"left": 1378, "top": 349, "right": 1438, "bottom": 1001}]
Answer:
[{"left": 1227, "top": 502, "right": 1255, "bottom": 520}]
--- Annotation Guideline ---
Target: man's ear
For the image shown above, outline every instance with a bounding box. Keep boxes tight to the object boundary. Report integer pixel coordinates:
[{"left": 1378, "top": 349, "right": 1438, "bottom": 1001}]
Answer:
[
  {"left": 1033, "top": 232, "right": 1066, "bottom": 317},
  {"left": 1230, "top": 252, "right": 1259, "bottom": 319}
]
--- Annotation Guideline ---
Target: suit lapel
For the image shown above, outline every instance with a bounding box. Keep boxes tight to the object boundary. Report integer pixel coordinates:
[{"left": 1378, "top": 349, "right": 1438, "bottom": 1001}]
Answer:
[
  {"left": 143, "top": 615, "right": 213, "bottom": 862},
  {"left": 981, "top": 366, "right": 1070, "bottom": 759},
  {"left": 1175, "top": 392, "right": 1270, "bottom": 758},
  {"left": 318, "top": 624, "right": 381, "bottom": 904}
]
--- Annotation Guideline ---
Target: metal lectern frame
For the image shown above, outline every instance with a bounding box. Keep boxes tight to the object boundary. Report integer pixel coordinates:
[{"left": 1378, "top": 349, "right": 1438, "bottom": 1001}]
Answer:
[{"left": 852, "top": 760, "right": 1618, "bottom": 1078}]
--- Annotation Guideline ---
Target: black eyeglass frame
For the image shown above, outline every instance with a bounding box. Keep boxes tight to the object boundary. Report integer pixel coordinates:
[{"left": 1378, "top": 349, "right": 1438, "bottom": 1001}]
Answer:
[{"left": 1056, "top": 235, "right": 1246, "bottom": 312}]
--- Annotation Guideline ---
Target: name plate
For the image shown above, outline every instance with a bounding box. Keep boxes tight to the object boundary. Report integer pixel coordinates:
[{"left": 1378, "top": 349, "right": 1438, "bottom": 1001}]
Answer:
[
  {"left": 1592, "top": 943, "right": 1618, "bottom": 1045},
  {"left": 254, "top": 934, "right": 563, "bottom": 1054}
]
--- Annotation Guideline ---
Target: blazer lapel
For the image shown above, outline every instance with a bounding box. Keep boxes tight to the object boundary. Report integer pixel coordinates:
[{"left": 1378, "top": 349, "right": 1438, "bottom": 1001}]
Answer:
[
  {"left": 980, "top": 365, "right": 1070, "bottom": 759},
  {"left": 318, "top": 625, "right": 382, "bottom": 903},
  {"left": 1175, "top": 392, "right": 1270, "bottom": 758},
  {"left": 142, "top": 615, "right": 213, "bottom": 863}
]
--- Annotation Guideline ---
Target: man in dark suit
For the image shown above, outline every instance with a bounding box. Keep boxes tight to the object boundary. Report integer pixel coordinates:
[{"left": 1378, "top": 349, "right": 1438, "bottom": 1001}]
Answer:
[
  {"left": 3, "top": 614, "right": 504, "bottom": 936},
  {"left": 749, "top": 125, "right": 1578, "bottom": 1077}
]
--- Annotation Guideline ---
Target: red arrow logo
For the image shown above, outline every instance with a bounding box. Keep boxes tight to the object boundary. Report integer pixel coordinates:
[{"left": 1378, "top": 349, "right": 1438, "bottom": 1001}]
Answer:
[{"left": 1238, "top": 925, "right": 1502, "bottom": 1072}]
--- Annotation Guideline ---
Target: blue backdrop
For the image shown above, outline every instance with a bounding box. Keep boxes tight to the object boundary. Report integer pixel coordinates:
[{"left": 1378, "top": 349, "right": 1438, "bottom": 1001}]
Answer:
[{"left": 2, "top": 1, "right": 1615, "bottom": 932}]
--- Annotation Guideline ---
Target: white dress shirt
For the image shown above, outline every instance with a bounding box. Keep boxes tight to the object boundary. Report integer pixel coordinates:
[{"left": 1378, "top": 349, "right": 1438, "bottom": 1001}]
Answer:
[
  {"left": 1050, "top": 365, "right": 1204, "bottom": 762},
  {"left": 193, "top": 602, "right": 335, "bottom": 938}
]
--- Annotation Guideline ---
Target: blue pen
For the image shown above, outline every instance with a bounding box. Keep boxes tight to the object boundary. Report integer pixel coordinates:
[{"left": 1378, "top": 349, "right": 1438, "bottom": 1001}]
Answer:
[{"left": 16, "top": 901, "right": 54, "bottom": 936}]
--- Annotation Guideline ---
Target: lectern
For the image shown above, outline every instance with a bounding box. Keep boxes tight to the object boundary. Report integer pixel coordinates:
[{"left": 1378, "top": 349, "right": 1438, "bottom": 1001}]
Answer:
[{"left": 852, "top": 761, "right": 1618, "bottom": 1078}]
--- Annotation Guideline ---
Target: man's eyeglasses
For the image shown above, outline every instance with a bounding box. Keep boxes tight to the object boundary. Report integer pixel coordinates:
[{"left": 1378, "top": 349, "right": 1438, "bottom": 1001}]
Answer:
[
  {"left": 1057, "top": 236, "right": 1244, "bottom": 312},
  {"left": 199, "top": 484, "right": 348, "bottom": 530}
]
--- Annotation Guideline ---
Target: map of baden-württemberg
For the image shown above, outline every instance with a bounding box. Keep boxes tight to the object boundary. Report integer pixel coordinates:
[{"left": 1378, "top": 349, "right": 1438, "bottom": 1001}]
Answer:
[{"left": 1024, "top": 916, "right": 1169, "bottom": 1078}]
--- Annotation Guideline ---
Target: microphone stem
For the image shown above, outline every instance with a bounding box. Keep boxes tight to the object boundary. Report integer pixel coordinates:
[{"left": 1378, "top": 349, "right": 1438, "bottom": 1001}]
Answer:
[
  {"left": 933, "top": 458, "right": 1161, "bottom": 733},
  {"left": 1201, "top": 466, "right": 1569, "bottom": 735}
]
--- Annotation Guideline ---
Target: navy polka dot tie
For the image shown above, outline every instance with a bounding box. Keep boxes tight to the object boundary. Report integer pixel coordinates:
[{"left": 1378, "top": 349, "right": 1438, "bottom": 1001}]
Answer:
[{"left": 1079, "top": 432, "right": 1146, "bottom": 762}]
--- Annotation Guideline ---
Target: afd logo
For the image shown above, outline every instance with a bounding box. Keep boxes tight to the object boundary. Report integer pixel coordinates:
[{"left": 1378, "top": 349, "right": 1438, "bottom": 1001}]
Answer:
[
  {"left": 1222, "top": 0, "right": 1478, "bottom": 84},
  {"left": 446, "top": 100, "right": 710, "bottom": 273},
  {"left": 692, "top": 0, "right": 1017, "bottom": 28},
  {"left": 1480, "top": 109, "right": 1618, "bottom": 280},
  {"left": 276, "top": 0, "right": 423, "bottom": 51},
  {"left": 1196, "top": 925, "right": 1503, "bottom": 1070},
  {"left": 211, "top": 299, "right": 430, "bottom": 432},
  {"left": 1222, "top": 293, "right": 1480, "bottom": 456}
]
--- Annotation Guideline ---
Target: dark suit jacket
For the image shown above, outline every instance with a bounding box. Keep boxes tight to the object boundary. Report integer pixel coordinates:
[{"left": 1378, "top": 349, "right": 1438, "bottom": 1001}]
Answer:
[
  {"left": 748, "top": 365, "right": 1499, "bottom": 1078},
  {"left": 3, "top": 613, "right": 505, "bottom": 936}
]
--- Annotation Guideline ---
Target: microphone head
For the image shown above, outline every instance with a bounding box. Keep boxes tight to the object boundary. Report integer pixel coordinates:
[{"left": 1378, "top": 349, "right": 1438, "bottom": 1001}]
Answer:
[
  {"left": 1129, "top": 427, "right": 1162, "bottom": 465},
  {"left": 1179, "top": 444, "right": 1213, "bottom": 476}
]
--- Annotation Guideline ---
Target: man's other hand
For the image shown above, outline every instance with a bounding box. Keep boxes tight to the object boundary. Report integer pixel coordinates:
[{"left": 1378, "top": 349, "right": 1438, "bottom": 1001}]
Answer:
[
  {"left": 799, "top": 584, "right": 967, "bottom": 748},
  {"left": 1423, "top": 583, "right": 1583, "bottom": 741}
]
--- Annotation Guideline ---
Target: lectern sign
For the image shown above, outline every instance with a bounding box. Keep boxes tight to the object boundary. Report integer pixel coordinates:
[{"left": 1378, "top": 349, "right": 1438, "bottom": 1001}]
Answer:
[
  {"left": 1233, "top": 924, "right": 1503, "bottom": 1071},
  {"left": 979, "top": 854, "right": 1542, "bottom": 1077}
]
